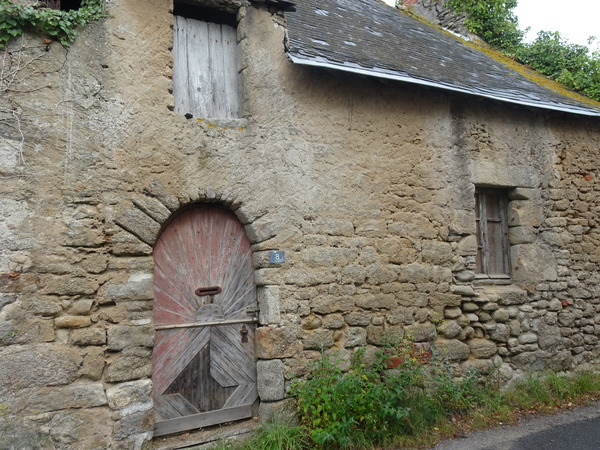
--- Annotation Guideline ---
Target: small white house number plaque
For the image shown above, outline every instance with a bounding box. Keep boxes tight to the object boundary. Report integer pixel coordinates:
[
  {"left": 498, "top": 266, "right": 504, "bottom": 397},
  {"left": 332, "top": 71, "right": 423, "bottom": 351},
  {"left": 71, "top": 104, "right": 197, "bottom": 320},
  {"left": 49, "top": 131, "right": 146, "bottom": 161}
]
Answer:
[{"left": 268, "top": 251, "right": 285, "bottom": 263}]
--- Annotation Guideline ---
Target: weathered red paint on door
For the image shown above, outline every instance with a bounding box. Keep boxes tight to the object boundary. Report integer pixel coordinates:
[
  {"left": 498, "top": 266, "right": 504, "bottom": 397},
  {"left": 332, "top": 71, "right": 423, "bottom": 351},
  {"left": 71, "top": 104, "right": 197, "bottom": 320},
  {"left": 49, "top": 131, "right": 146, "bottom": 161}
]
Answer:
[{"left": 152, "top": 206, "right": 258, "bottom": 436}]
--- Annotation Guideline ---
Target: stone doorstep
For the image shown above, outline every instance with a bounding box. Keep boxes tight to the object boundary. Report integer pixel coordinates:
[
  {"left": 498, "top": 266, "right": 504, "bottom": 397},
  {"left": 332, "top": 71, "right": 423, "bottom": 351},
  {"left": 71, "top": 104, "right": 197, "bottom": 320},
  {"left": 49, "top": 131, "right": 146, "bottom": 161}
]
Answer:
[{"left": 152, "top": 417, "right": 259, "bottom": 450}]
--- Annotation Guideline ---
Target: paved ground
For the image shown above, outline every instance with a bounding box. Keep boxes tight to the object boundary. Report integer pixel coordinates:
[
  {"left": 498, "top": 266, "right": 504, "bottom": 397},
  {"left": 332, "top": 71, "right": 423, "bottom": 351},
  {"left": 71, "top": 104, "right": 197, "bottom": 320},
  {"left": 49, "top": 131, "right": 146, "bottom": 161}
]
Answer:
[{"left": 433, "top": 399, "right": 600, "bottom": 450}]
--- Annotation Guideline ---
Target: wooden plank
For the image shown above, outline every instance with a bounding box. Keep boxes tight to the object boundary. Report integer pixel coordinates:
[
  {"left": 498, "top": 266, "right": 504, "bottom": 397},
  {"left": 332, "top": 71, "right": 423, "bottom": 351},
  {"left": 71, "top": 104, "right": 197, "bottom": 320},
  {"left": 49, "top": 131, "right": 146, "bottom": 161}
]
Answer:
[
  {"left": 153, "top": 287, "right": 193, "bottom": 325},
  {"left": 210, "top": 325, "right": 256, "bottom": 387},
  {"left": 164, "top": 394, "right": 200, "bottom": 416},
  {"left": 154, "top": 405, "right": 253, "bottom": 437},
  {"left": 163, "top": 343, "right": 229, "bottom": 413},
  {"left": 155, "top": 394, "right": 200, "bottom": 420},
  {"left": 218, "top": 324, "right": 256, "bottom": 367},
  {"left": 209, "top": 326, "right": 243, "bottom": 387},
  {"left": 190, "top": 19, "right": 212, "bottom": 117},
  {"left": 222, "top": 383, "right": 258, "bottom": 409},
  {"left": 172, "top": 16, "right": 239, "bottom": 118},
  {"left": 153, "top": 327, "right": 210, "bottom": 395},
  {"left": 221, "top": 255, "right": 255, "bottom": 315},
  {"left": 220, "top": 23, "right": 239, "bottom": 117},
  {"left": 207, "top": 22, "right": 223, "bottom": 117},
  {"left": 153, "top": 328, "right": 190, "bottom": 386},
  {"left": 154, "top": 396, "right": 181, "bottom": 422},
  {"left": 154, "top": 222, "right": 201, "bottom": 326},
  {"left": 172, "top": 16, "right": 190, "bottom": 116},
  {"left": 154, "top": 267, "right": 195, "bottom": 325},
  {"left": 499, "top": 194, "right": 510, "bottom": 275},
  {"left": 475, "top": 189, "right": 510, "bottom": 276}
]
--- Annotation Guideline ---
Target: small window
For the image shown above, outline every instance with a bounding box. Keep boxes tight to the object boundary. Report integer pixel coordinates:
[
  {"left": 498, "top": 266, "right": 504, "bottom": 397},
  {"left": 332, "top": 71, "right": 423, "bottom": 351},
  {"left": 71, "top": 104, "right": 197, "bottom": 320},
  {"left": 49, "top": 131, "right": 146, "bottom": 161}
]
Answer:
[
  {"left": 172, "top": 3, "right": 240, "bottom": 118},
  {"left": 475, "top": 188, "right": 510, "bottom": 279}
]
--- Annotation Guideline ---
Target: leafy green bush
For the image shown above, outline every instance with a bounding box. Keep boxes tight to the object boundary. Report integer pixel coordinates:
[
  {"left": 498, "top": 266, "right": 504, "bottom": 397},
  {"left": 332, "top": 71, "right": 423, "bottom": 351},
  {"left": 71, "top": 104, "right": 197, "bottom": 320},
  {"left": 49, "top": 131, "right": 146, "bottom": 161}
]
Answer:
[
  {"left": 0, "top": 0, "right": 105, "bottom": 49},
  {"left": 292, "top": 347, "right": 410, "bottom": 447},
  {"left": 226, "top": 360, "right": 600, "bottom": 449},
  {"left": 291, "top": 339, "right": 491, "bottom": 448}
]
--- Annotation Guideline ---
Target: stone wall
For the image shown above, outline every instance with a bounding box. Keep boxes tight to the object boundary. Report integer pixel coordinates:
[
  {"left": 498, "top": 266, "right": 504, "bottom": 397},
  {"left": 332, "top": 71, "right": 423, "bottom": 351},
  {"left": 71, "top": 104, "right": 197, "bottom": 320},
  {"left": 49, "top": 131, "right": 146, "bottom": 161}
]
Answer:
[
  {"left": 0, "top": 0, "right": 599, "bottom": 447},
  {"left": 401, "top": 0, "right": 476, "bottom": 41}
]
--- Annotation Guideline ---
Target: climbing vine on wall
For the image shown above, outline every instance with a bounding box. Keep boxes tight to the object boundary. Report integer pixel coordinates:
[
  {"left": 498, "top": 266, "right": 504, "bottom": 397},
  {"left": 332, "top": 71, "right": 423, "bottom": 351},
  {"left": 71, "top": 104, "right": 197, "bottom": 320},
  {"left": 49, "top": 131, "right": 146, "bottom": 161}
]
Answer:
[{"left": 0, "top": 0, "right": 104, "bottom": 49}]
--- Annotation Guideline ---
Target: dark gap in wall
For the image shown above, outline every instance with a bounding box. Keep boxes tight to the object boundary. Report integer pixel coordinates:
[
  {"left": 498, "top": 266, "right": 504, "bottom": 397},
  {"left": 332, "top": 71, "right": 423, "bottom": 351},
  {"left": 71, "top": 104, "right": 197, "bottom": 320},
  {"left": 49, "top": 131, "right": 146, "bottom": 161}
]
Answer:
[
  {"left": 173, "top": 1, "right": 237, "bottom": 26},
  {"left": 45, "top": 0, "right": 83, "bottom": 11}
]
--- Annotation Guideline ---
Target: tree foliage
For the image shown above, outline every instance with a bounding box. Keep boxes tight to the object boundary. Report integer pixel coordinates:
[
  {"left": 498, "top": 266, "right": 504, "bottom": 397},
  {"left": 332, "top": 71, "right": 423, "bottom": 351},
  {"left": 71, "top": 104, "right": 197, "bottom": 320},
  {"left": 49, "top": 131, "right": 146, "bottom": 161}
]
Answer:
[
  {"left": 446, "top": 0, "right": 523, "bottom": 51},
  {"left": 446, "top": 0, "right": 600, "bottom": 101},
  {"left": 517, "top": 32, "right": 600, "bottom": 101}
]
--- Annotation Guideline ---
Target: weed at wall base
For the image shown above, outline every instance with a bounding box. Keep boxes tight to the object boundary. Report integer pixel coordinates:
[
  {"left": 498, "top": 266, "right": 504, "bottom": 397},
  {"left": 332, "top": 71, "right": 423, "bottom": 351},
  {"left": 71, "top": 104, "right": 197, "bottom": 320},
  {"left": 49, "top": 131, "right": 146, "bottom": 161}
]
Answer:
[
  {"left": 221, "top": 342, "right": 600, "bottom": 449},
  {"left": 0, "top": 402, "right": 51, "bottom": 449},
  {"left": 290, "top": 338, "right": 493, "bottom": 448}
]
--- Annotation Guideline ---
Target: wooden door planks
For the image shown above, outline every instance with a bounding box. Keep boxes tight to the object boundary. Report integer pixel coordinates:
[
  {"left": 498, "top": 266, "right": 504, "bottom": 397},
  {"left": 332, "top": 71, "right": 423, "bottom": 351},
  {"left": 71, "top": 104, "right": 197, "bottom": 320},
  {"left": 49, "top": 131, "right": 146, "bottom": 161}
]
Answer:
[
  {"left": 152, "top": 206, "right": 258, "bottom": 433},
  {"left": 155, "top": 394, "right": 200, "bottom": 421},
  {"left": 154, "top": 405, "right": 253, "bottom": 437}
]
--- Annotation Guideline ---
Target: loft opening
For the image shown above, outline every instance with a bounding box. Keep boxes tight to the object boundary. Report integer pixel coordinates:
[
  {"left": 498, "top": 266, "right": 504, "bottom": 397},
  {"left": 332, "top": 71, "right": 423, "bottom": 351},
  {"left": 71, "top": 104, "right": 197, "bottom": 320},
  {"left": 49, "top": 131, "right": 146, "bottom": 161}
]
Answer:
[
  {"left": 173, "top": 1, "right": 237, "bottom": 26},
  {"left": 172, "top": 1, "right": 240, "bottom": 119},
  {"left": 44, "top": 0, "right": 83, "bottom": 11}
]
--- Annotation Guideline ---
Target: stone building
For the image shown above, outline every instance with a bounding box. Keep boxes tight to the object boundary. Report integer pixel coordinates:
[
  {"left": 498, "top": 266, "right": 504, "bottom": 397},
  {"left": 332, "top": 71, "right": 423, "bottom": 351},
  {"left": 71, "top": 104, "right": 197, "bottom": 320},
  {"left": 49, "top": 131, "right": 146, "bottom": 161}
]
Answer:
[{"left": 1, "top": 0, "right": 599, "bottom": 447}]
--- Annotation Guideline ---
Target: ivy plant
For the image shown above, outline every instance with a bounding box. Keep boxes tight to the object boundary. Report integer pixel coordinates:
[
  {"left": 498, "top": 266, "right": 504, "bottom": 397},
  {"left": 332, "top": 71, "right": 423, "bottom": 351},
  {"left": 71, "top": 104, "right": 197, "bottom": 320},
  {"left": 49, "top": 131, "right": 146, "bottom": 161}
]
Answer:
[{"left": 0, "top": 0, "right": 104, "bottom": 49}]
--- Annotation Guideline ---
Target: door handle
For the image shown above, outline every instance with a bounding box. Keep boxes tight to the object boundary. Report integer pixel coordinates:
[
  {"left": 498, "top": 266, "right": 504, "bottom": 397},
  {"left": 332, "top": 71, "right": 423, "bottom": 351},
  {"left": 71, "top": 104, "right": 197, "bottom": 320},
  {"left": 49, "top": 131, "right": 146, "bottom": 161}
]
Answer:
[{"left": 195, "top": 286, "right": 222, "bottom": 296}]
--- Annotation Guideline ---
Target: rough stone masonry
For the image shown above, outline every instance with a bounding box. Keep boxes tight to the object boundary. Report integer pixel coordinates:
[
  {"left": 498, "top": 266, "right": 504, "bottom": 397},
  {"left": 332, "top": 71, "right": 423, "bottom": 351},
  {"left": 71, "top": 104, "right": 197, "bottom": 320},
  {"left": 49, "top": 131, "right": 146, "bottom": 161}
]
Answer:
[{"left": 0, "top": 0, "right": 599, "bottom": 448}]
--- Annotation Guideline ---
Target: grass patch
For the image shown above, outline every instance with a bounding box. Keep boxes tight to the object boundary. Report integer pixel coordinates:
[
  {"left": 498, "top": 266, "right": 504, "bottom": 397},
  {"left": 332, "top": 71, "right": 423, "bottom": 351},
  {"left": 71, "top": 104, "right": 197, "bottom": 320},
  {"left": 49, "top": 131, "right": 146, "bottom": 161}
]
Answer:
[
  {"left": 212, "top": 417, "right": 310, "bottom": 450},
  {"left": 403, "top": 370, "right": 600, "bottom": 448},
  {"left": 242, "top": 417, "right": 311, "bottom": 450}
]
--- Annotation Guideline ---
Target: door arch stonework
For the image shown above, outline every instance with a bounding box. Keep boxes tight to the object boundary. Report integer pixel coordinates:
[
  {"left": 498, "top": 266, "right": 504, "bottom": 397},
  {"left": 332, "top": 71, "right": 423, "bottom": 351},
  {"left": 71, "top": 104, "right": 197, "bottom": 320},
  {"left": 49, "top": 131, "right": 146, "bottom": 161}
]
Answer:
[{"left": 113, "top": 186, "right": 286, "bottom": 438}]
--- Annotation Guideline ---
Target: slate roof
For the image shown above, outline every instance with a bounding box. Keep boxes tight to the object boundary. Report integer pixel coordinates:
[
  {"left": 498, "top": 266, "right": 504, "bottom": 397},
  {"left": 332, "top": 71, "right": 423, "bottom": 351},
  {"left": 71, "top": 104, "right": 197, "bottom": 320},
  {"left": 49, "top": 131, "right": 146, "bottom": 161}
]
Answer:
[{"left": 284, "top": 0, "right": 600, "bottom": 117}]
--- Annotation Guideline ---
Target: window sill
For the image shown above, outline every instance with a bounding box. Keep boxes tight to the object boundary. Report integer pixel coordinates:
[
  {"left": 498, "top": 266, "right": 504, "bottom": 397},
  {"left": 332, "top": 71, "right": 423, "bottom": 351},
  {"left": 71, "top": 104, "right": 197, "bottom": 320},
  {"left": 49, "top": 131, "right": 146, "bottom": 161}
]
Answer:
[
  {"left": 474, "top": 274, "right": 512, "bottom": 285},
  {"left": 195, "top": 117, "right": 248, "bottom": 129},
  {"left": 473, "top": 283, "right": 529, "bottom": 305}
]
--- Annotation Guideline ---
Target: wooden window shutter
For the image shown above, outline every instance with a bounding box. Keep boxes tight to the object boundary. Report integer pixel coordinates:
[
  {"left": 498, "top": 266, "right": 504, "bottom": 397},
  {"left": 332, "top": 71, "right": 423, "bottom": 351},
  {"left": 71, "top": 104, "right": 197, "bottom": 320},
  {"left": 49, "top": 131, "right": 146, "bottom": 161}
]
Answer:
[
  {"left": 475, "top": 188, "right": 510, "bottom": 276},
  {"left": 173, "top": 16, "right": 240, "bottom": 118},
  {"left": 475, "top": 190, "right": 484, "bottom": 273}
]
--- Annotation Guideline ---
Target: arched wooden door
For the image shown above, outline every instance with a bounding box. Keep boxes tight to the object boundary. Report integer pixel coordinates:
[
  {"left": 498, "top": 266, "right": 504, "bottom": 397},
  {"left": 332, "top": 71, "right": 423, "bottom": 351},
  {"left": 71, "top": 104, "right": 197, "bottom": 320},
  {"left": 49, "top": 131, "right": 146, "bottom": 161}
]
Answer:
[{"left": 152, "top": 206, "right": 258, "bottom": 436}]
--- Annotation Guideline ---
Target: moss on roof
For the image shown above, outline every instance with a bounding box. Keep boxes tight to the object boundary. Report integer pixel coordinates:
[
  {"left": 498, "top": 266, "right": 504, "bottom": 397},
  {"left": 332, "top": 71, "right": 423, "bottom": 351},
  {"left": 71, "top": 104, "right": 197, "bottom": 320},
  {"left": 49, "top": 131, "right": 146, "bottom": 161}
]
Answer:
[{"left": 285, "top": 0, "right": 600, "bottom": 116}]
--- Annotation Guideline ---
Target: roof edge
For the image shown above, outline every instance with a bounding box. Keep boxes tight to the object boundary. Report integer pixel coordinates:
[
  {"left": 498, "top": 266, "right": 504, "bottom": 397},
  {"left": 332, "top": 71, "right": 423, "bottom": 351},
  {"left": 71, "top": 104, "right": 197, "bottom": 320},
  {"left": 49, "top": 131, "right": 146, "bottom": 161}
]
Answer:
[{"left": 287, "top": 52, "right": 600, "bottom": 118}]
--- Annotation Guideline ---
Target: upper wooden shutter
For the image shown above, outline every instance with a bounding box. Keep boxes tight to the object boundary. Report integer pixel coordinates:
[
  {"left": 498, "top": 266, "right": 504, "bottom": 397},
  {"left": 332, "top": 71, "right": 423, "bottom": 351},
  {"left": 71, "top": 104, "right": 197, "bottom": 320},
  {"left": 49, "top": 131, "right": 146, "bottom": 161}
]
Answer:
[{"left": 173, "top": 16, "right": 239, "bottom": 118}]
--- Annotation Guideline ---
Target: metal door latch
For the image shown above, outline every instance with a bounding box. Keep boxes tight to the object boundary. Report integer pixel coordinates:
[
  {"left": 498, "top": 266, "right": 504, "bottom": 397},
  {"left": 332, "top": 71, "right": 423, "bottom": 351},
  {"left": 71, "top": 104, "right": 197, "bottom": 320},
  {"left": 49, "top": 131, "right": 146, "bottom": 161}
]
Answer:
[
  {"left": 240, "top": 325, "right": 249, "bottom": 343},
  {"left": 246, "top": 306, "right": 259, "bottom": 322}
]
